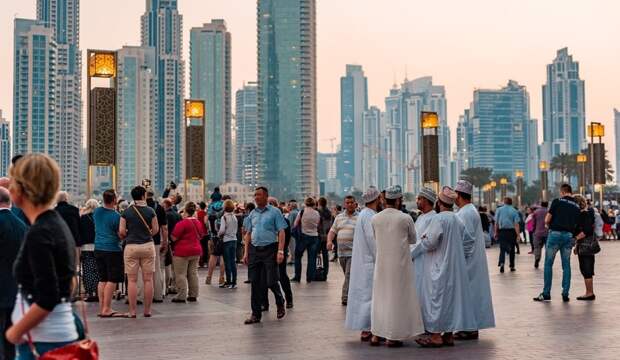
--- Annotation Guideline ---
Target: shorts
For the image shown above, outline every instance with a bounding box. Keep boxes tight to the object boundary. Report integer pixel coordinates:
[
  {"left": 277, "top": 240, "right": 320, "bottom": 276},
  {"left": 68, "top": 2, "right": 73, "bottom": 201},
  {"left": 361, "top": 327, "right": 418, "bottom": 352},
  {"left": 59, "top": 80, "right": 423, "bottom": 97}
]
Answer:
[
  {"left": 578, "top": 254, "right": 595, "bottom": 279},
  {"left": 124, "top": 242, "right": 156, "bottom": 275},
  {"left": 94, "top": 250, "right": 124, "bottom": 283}
]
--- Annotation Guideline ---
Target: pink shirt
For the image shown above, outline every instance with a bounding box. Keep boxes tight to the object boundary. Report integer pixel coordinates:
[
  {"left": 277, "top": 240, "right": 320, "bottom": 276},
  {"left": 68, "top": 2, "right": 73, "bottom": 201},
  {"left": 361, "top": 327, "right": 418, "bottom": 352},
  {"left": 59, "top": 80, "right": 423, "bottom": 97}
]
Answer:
[{"left": 171, "top": 218, "right": 204, "bottom": 257}]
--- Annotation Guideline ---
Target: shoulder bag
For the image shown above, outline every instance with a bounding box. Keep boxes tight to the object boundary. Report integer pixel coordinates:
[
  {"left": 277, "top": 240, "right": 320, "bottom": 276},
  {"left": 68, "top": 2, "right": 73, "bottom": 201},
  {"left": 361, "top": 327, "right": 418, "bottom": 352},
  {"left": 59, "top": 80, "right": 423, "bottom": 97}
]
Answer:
[
  {"left": 291, "top": 209, "right": 304, "bottom": 239},
  {"left": 578, "top": 235, "right": 601, "bottom": 256},
  {"left": 131, "top": 205, "right": 152, "bottom": 235}
]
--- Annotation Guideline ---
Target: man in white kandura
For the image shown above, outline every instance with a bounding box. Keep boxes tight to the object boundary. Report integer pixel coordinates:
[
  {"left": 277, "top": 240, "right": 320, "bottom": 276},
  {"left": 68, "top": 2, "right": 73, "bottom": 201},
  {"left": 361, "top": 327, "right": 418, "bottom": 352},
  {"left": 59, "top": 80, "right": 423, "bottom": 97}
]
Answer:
[
  {"left": 345, "top": 186, "right": 382, "bottom": 342},
  {"left": 370, "top": 185, "right": 424, "bottom": 348},
  {"left": 412, "top": 186, "right": 477, "bottom": 348},
  {"left": 413, "top": 187, "right": 438, "bottom": 296},
  {"left": 455, "top": 180, "right": 495, "bottom": 340}
]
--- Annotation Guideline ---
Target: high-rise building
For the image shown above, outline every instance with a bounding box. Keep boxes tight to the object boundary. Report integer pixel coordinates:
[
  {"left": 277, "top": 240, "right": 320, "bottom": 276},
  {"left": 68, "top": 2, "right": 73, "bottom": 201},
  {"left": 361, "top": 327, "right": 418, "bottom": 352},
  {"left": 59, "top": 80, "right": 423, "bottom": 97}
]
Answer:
[
  {"left": 257, "top": 0, "right": 317, "bottom": 199},
  {"left": 339, "top": 64, "right": 368, "bottom": 193},
  {"left": 235, "top": 82, "right": 259, "bottom": 188},
  {"left": 141, "top": 0, "right": 185, "bottom": 193},
  {"left": 116, "top": 46, "right": 157, "bottom": 199},
  {"left": 455, "top": 108, "right": 473, "bottom": 179},
  {"left": 190, "top": 20, "right": 232, "bottom": 186},
  {"left": 37, "top": 0, "right": 82, "bottom": 196},
  {"left": 13, "top": 19, "right": 57, "bottom": 160},
  {"left": 317, "top": 152, "right": 340, "bottom": 195},
  {"left": 542, "top": 48, "right": 586, "bottom": 161},
  {"left": 0, "top": 110, "right": 9, "bottom": 177},
  {"left": 615, "top": 109, "right": 620, "bottom": 184},
  {"left": 361, "top": 106, "right": 385, "bottom": 190},
  {"left": 527, "top": 118, "right": 539, "bottom": 182}
]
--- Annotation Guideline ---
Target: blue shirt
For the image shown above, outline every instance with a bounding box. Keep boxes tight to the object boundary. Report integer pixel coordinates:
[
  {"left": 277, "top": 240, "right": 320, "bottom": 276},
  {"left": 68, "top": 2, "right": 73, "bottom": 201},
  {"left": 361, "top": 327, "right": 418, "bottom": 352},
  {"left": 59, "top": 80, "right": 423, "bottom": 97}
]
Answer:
[
  {"left": 245, "top": 205, "right": 288, "bottom": 247},
  {"left": 93, "top": 207, "right": 122, "bottom": 252},
  {"left": 495, "top": 205, "right": 521, "bottom": 230}
]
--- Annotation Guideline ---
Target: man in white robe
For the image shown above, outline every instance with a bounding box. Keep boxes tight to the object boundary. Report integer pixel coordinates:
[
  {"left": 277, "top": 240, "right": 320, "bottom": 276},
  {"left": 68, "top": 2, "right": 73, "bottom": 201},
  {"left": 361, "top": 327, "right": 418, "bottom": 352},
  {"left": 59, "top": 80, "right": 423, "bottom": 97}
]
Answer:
[
  {"left": 370, "top": 185, "right": 424, "bottom": 347},
  {"left": 345, "top": 186, "right": 381, "bottom": 342},
  {"left": 455, "top": 180, "right": 495, "bottom": 340},
  {"left": 413, "top": 188, "right": 438, "bottom": 296},
  {"left": 412, "top": 186, "right": 477, "bottom": 347}
]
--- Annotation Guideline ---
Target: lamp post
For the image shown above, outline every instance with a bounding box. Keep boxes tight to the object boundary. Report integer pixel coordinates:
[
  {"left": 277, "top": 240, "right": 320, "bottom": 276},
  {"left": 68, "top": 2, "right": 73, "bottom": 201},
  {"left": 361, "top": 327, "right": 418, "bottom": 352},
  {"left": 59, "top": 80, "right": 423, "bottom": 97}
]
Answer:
[
  {"left": 490, "top": 181, "right": 497, "bottom": 210},
  {"left": 576, "top": 154, "right": 587, "bottom": 196},
  {"left": 539, "top": 161, "right": 549, "bottom": 202},
  {"left": 421, "top": 111, "right": 440, "bottom": 193},
  {"left": 515, "top": 170, "right": 524, "bottom": 208},
  {"left": 483, "top": 184, "right": 491, "bottom": 210},
  {"left": 588, "top": 122, "right": 605, "bottom": 206},
  {"left": 184, "top": 99, "right": 206, "bottom": 202},
  {"left": 500, "top": 177, "right": 508, "bottom": 200}
]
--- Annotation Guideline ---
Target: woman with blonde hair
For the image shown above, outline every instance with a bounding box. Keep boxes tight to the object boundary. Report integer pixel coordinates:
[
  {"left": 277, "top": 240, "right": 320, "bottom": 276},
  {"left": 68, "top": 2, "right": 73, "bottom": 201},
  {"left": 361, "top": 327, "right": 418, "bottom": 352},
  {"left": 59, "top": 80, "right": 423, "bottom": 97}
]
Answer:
[
  {"left": 5, "top": 154, "right": 79, "bottom": 358},
  {"left": 218, "top": 199, "right": 239, "bottom": 288},
  {"left": 79, "top": 199, "right": 100, "bottom": 302}
]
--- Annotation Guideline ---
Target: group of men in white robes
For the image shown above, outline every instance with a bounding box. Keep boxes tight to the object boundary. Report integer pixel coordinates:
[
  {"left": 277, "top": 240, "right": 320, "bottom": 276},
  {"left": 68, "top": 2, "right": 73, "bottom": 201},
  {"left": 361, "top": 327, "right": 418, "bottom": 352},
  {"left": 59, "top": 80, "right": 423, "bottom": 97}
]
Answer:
[{"left": 345, "top": 181, "right": 495, "bottom": 348}]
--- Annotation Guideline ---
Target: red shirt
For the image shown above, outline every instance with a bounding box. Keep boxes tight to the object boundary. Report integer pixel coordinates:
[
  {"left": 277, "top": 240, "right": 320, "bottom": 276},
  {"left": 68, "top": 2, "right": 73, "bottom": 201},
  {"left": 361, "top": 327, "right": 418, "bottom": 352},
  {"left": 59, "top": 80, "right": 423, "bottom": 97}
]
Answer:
[{"left": 171, "top": 218, "right": 204, "bottom": 257}]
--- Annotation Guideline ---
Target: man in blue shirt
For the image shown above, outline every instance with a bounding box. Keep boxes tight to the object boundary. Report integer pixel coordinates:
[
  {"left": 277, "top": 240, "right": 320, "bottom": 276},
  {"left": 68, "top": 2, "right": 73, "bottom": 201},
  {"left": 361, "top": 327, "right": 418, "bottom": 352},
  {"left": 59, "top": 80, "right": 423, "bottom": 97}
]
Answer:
[
  {"left": 243, "top": 186, "right": 288, "bottom": 324},
  {"left": 494, "top": 197, "right": 521, "bottom": 273}
]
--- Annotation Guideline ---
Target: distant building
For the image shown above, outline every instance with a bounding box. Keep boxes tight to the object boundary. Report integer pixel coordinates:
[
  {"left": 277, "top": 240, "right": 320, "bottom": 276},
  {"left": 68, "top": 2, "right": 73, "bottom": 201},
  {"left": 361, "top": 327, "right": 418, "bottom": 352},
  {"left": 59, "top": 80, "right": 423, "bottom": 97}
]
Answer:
[
  {"left": 615, "top": 109, "right": 620, "bottom": 184},
  {"left": 361, "top": 106, "right": 385, "bottom": 190},
  {"left": 219, "top": 182, "right": 254, "bottom": 204},
  {"left": 317, "top": 152, "right": 340, "bottom": 195},
  {"left": 527, "top": 119, "right": 540, "bottom": 182},
  {"left": 0, "top": 111, "right": 9, "bottom": 177},
  {"left": 456, "top": 109, "right": 473, "bottom": 178},
  {"left": 235, "top": 82, "right": 259, "bottom": 188}
]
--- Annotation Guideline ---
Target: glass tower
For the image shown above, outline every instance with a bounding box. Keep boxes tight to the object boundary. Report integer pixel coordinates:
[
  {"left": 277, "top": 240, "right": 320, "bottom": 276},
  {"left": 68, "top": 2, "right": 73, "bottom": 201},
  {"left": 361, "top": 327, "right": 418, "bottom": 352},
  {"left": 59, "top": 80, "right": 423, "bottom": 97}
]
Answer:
[
  {"left": 235, "top": 82, "right": 259, "bottom": 188},
  {"left": 0, "top": 111, "right": 9, "bottom": 177}
]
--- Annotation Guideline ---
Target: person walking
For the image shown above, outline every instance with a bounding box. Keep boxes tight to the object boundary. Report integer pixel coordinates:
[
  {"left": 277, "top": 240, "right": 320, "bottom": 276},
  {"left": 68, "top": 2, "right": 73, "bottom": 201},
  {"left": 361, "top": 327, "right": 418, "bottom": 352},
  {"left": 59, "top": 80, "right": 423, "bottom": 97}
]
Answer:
[
  {"left": 494, "top": 197, "right": 521, "bottom": 273},
  {"left": 327, "top": 196, "right": 358, "bottom": 306},
  {"left": 317, "top": 197, "right": 334, "bottom": 279},
  {"left": 119, "top": 186, "right": 159, "bottom": 317},
  {"left": 170, "top": 202, "right": 205, "bottom": 302},
  {"left": 533, "top": 184, "right": 580, "bottom": 303},
  {"left": 242, "top": 187, "right": 287, "bottom": 325},
  {"left": 573, "top": 195, "right": 598, "bottom": 301},
  {"left": 287, "top": 200, "right": 299, "bottom": 264},
  {"left": 5, "top": 154, "right": 79, "bottom": 358},
  {"left": 292, "top": 197, "right": 320, "bottom": 283},
  {"left": 79, "top": 199, "right": 99, "bottom": 302},
  {"left": 218, "top": 200, "right": 239, "bottom": 289},
  {"left": 530, "top": 201, "right": 549, "bottom": 269}
]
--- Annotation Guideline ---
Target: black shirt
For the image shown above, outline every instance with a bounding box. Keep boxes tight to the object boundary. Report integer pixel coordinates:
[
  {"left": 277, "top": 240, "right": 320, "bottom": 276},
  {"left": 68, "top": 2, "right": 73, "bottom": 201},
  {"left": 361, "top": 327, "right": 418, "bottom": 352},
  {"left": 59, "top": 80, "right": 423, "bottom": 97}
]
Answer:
[
  {"left": 548, "top": 196, "right": 580, "bottom": 233},
  {"left": 0, "top": 209, "right": 27, "bottom": 308},
  {"left": 479, "top": 212, "right": 490, "bottom": 232},
  {"left": 147, "top": 199, "right": 167, "bottom": 245},
  {"left": 79, "top": 213, "right": 95, "bottom": 246},
  {"left": 575, "top": 208, "right": 595, "bottom": 237},
  {"left": 55, "top": 201, "right": 81, "bottom": 246},
  {"left": 122, "top": 205, "right": 156, "bottom": 245},
  {"left": 13, "top": 210, "right": 75, "bottom": 311},
  {"left": 166, "top": 209, "right": 182, "bottom": 242}
]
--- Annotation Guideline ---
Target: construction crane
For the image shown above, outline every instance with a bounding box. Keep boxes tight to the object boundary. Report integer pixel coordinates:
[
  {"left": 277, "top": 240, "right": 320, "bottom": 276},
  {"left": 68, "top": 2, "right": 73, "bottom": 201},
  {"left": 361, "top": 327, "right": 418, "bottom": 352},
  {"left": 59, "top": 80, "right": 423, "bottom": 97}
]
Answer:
[{"left": 321, "top": 137, "right": 337, "bottom": 153}]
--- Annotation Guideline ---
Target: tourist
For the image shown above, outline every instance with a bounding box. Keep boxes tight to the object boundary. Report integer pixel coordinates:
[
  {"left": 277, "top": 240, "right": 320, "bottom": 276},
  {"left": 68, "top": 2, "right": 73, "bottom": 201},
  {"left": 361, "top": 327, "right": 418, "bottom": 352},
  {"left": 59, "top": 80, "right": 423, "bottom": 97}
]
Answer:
[
  {"left": 292, "top": 197, "right": 320, "bottom": 283},
  {"left": 533, "top": 184, "right": 580, "bottom": 302},
  {"left": 78, "top": 199, "right": 99, "bottom": 302},
  {"left": 606, "top": 209, "right": 616, "bottom": 240},
  {"left": 494, "top": 197, "right": 521, "bottom": 273},
  {"left": 0, "top": 186, "right": 26, "bottom": 360},
  {"left": 327, "top": 195, "right": 358, "bottom": 305},
  {"left": 262, "top": 197, "right": 292, "bottom": 310},
  {"left": 211, "top": 186, "right": 223, "bottom": 203},
  {"left": 345, "top": 186, "right": 381, "bottom": 342},
  {"left": 119, "top": 185, "right": 159, "bottom": 317},
  {"left": 317, "top": 197, "right": 334, "bottom": 279},
  {"left": 530, "top": 201, "right": 549, "bottom": 269},
  {"left": 286, "top": 200, "right": 299, "bottom": 264},
  {"left": 146, "top": 191, "right": 168, "bottom": 302},
  {"left": 572, "top": 195, "right": 598, "bottom": 301},
  {"left": 234, "top": 204, "right": 246, "bottom": 263},
  {"left": 525, "top": 206, "right": 535, "bottom": 253},
  {"left": 478, "top": 206, "right": 492, "bottom": 248},
  {"left": 412, "top": 186, "right": 476, "bottom": 348},
  {"left": 93, "top": 189, "right": 125, "bottom": 318},
  {"left": 55, "top": 191, "right": 81, "bottom": 301},
  {"left": 455, "top": 180, "right": 495, "bottom": 340},
  {"left": 197, "top": 202, "right": 209, "bottom": 267},
  {"left": 218, "top": 199, "right": 239, "bottom": 288},
  {"left": 162, "top": 198, "right": 181, "bottom": 294},
  {"left": 243, "top": 187, "right": 287, "bottom": 325},
  {"left": 205, "top": 196, "right": 225, "bottom": 286},
  {"left": 5, "top": 154, "right": 79, "bottom": 358},
  {"left": 413, "top": 187, "right": 437, "bottom": 299},
  {"left": 370, "top": 185, "right": 424, "bottom": 348},
  {"left": 170, "top": 202, "right": 205, "bottom": 302}
]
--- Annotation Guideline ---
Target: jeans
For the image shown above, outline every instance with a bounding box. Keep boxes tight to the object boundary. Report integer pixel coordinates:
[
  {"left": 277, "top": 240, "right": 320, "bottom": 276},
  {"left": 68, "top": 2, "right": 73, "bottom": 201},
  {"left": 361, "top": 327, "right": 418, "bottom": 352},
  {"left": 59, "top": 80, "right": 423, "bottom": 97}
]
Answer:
[
  {"left": 294, "top": 234, "right": 320, "bottom": 282},
  {"left": 498, "top": 229, "right": 517, "bottom": 269},
  {"left": 172, "top": 255, "right": 200, "bottom": 300},
  {"left": 223, "top": 241, "right": 238, "bottom": 285},
  {"left": 543, "top": 230, "right": 573, "bottom": 297},
  {"left": 16, "top": 340, "right": 75, "bottom": 360}
]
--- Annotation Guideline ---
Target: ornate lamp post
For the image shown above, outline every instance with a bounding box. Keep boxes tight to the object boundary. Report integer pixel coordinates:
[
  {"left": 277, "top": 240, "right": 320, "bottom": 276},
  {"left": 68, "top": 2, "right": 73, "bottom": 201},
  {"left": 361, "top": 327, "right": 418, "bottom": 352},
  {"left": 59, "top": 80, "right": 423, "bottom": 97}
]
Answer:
[
  {"left": 490, "top": 180, "right": 497, "bottom": 210},
  {"left": 515, "top": 170, "right": 524, "bottom": 208},
  {"left": 588, "top": 122, "right": 605, "bottom": 206},
  {"left": 500, "top": 177, "right": 508, "bottom": 200},
  {"left": 539, "top": 161, "right": 549, "bottom": 202},
  {"left": 185, "top": 99, "right": 206, "bottom": 202},
  {"left": 421, "top": 111, "right": 440, "bottom": 193},
  {"left": 576, "top": 153, "right": 587, "bottom": 196}
]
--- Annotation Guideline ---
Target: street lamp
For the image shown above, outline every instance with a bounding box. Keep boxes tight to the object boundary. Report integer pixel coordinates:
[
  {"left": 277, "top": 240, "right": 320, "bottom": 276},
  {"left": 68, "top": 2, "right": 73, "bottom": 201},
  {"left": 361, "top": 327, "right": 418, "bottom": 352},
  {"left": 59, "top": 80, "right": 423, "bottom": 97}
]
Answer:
[
  {"left": 185, "top": 99, "right": 206, "bottom": 202},
  {"left": 539, "top": 161, "right": 549, "bottom": 202},
  {"left": 421, "top": 111, "right": 440, "bottom": 193},
  {"left": 576, "top": 153, "right": 587, "bottom": 196},
  {"left": 515, "top": 170, "right": 524, "bottom": 208},
  {"left": 588, "top": 122, "right": 605, "bottom": 206},
  {"left": 500, "top": 177, "right": 508, "bottom": 200},
  {"left": 490, "top": 181, "right": 497, "bottom": 210}
]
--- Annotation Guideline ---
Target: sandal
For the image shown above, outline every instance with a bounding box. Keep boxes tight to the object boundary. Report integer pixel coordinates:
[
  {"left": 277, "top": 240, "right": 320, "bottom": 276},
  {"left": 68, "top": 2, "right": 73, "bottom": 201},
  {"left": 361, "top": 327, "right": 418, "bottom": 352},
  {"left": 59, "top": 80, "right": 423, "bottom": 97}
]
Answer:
[
  {"left": 386, "top": 340, "right": 403, "bottom": 348},
  {"left": 99, "top": 311, "right": 128, "bottom": 318},
  {"left": 415, "top": 336, "right": 444, "bottom": 348},
  {"left": 454, "top": 331, "right": 478, "bottom": 341},
  {"left": 370, "top": 336, "right": 385, "bottom": 346},
  {"left": 360, "top": 331, "right": 372, "bottom": 342}
]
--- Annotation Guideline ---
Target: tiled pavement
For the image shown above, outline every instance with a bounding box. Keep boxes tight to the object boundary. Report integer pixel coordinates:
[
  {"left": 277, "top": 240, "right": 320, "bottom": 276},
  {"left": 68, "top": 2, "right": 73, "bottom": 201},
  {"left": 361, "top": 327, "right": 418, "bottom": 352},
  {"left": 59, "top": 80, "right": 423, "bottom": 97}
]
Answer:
[{"left": 89, "top": 242, "right": 620, "bottom": 360}]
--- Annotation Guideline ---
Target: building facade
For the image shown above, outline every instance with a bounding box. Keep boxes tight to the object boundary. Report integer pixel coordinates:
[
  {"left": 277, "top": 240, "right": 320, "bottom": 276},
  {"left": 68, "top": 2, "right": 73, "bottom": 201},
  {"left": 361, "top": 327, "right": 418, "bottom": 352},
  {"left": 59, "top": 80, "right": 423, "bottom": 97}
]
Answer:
[
  {"left": 257, "top": 0, "right": 317, "bottom": 199},
  {"left": 190, "top": 20, "right": 232, "bottom": 186},
  {"left": 542, "top": 48, "right": 586, "bottom": 161},
  {"left": 141, "top": 0, "right": 185, "bottom": 193},
  {"left": 360, "top": 106, "right": 385, "bottom": 190},
  {"left": 455, "top": 108, "right": 473, "bottom": 180},
  {"left": 339, "top": 64, "right": 368, "bottom": 193},
  {"left": 0, "top": 111, "right": 9, "bottom": 177},
  {"left": 235, "top": 82, "right": 259, "bottom": 188},
  {"left": 116, "top": 46, "right": 157, "bottom": 199},
  {"left": 36, "top": 0, "right": 82, "bottom": 196},
  {"left": 317, "top": 152, "right": 340, "bottom": 195}
]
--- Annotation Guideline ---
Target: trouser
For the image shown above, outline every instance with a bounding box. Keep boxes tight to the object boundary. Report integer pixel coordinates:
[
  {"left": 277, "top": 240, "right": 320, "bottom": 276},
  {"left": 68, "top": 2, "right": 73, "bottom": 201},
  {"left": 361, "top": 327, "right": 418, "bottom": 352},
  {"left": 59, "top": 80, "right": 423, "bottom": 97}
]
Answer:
[
  {"left": 529, "top": 232, "right": 534, "bottom": 252},
  {"left": 0, "top": 307, "right": 14, "bottom": 360},
  {"left": 80, "top": 250, "right": 99, "bottom": 295},
  {"left": 543, "top": 231, "right": 573, "bottom": 297},
  {"left": 498, "top": 229, "right": 517, "bottom": 269},
  {"left": 288, "top": 236, "right": 296, "bottom": 261},
  {"left": 339, "top": 256, "right": 352, "bottom": 302},
  {"left": 294, "top": 234, "right": 319, "bottom": 282},
  {"left": 223, "top": 241, "right": 238, "bottom": 285},
  {"left": 263, "top": 249, "right": 293, "bottom": 308},
  {"left": 172, "top": 255, "right": 200, "bottom": 300},
  {"left": 249, "top": 243, "right": 284, "bottom": 319},
  {"left": 138, "top": 244, "right": 163, "bottom": 300},
  {"left": 333, "top": 238, "right": 338, "bottom": 258},
  {"left": 199, "top": 236, "right": 209, "bottom": 266},
  {"left": 320, "top": 240, "right": 330, "bottom": 276},
  {"left": 533, "top": 234, "right": 547, "bottom": 263},
  {"left": 236, "top": 239, "right": 244, "bottom": 263}
]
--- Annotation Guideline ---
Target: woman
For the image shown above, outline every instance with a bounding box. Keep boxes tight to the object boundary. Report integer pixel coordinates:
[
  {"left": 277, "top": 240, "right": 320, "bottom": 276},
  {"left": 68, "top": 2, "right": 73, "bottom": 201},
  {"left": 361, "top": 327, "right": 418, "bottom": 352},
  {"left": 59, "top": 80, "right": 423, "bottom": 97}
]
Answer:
[
  {"left": 5, "top": 154, "right": 79, "bottom": 359},
  {"left": 218, "top": 200, "right": 239, "bottom": 289},
  {"left": 79, "top": 199, "right": 100, "bottom": 302},
  {"left": 573, "top": 195, "right": 597, "bottom": 301},
  {"left": 525, "top": 206, "right": 535, "bottom": 254},
  {"left": 317, "top": 197, "right": 333, "bottom": 277},
  {"left": 171, "top": 202, "right": 205, "bottom": 302},
  {"left": 119, "top": 186, "right": 159, "bottom": 318},
  {"left": 293, "top": 197, "right": 320, "bottom": 283}
]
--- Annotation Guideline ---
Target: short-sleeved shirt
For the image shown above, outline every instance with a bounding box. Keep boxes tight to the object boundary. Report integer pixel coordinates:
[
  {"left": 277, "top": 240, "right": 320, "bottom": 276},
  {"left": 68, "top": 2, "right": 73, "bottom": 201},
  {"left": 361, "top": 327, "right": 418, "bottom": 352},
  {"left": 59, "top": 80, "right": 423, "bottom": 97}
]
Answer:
[
  {"left": 548, "top": 196, "right": 580, "bottom": 233},
  {"left": 171, "top": 218, "right": 204, "bottom": 257},
  {"left": 148, "top": 202, "right": 167, "bottom": 245},
  {"left": 495, "top": 204, "right": 521, "bottom": 230},
  {"left": 93, "top": 207, "right": 122, "bottom": 252},
  {"left": 245, "top": 205, "right": 288, "bottom": 247},
  {"left": 122, "top": 205, "right": 156, "bottom": 245},
  {"left": 330, "top": 211, "right": 358, "bottom": 257}
]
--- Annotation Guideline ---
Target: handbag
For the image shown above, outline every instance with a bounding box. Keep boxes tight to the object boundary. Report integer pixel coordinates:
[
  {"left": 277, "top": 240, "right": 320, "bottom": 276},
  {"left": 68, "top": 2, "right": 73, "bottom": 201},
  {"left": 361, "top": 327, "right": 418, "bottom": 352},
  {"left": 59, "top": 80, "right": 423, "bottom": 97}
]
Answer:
[
  {"left": 578, "top": 236, "right": 601, "bottom": 256},
  {"left": 291, "top": 210, "right": 304, "bottom": 239}
]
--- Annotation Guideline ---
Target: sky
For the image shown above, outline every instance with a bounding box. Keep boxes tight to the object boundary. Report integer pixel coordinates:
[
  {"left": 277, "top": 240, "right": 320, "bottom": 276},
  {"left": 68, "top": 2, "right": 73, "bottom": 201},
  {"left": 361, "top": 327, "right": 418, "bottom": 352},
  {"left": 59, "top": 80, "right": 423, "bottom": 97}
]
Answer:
[{"left": 1, "top": 0, "right": 618, "bottom": 162}]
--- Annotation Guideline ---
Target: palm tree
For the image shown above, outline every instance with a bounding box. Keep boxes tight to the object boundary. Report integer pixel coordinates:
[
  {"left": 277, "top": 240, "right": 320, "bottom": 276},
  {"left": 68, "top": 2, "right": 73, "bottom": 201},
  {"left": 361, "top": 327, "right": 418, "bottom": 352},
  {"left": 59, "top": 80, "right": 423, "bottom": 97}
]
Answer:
[
  {"left": 580, "top": 147, "right": 615, "bottom": 184},
  {"left": 460, "top": 167, "right": 492, "bottom": 205},
  {"left": 490, "top": 173, "right": 515, "bottom": 193},
  {"left": 550, "top": 153, "right": 575, "bottom": 183}
]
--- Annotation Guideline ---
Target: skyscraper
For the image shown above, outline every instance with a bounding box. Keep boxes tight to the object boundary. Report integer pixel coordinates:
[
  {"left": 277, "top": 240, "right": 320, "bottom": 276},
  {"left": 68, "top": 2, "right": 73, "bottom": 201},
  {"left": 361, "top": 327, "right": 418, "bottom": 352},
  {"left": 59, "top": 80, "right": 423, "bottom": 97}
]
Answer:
[
  {"left": 455, "top": 108, "right": 473, "bottom": 179},
  {"left": 361, "top": 106, "right": 384, "bottom": 190},
  {"left": 0, "top": 110, "right": 9, "bottom": 177},
  {"left": 13, "top": 19, "right": 57, "bottom": 160},
  {"left": 527, "top": 118, "right": 540, "bottom": 182},
  {"left": 116, "top": 46, "right": 157, "bottom": 199},
  {"left": 235, "top": 82, "right": 259, "bottom": 188},
  {"left": 542, "top": 48, "right": 586, "bottom": 160},
  {"left": 615, "top": 109, "right": 620, "bottom": 184},
  {"left": 257, "top": 0, "right": 317, "bottom": 198},
  {"left": 339, "top": 64, "right": 368, "bottom": 193},
  {"left": 190, "top": 20, "right": 232, "bottom": 186},
  {"left": 37, "top": 0, "right": 82, "bottom": 196},
  {"left": 141, "top": 0, "right": 185, "bottom": 193}
]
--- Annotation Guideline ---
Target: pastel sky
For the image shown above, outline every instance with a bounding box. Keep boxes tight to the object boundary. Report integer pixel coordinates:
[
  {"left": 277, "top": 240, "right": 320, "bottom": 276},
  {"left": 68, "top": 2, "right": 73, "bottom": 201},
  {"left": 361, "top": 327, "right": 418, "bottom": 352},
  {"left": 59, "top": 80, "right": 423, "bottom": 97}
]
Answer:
[{"left": 1, "top": 0, "right": 618, "bottom": 161}]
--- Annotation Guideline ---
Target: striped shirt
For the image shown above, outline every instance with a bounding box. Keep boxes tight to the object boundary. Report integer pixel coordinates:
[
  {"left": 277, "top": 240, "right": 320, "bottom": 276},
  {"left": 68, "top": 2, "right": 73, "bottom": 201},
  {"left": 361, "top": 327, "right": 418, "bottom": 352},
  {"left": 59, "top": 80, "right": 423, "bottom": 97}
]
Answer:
[{"left": 330, "top": 211, "right": 358, "bottom": 257}]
